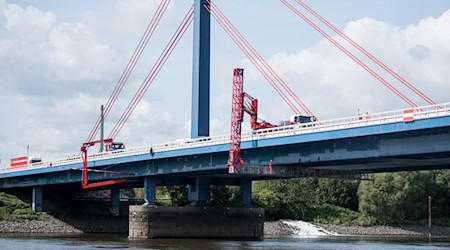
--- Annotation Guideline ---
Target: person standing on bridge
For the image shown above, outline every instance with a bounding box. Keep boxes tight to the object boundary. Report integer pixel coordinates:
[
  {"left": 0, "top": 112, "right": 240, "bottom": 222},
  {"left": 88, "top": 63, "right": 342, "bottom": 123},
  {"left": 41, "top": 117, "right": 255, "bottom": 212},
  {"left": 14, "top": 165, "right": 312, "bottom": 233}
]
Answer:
[
  {"left": 357, "top": 109, "right": 363, "bottom": 120},
  {"left": 366, "top": 112, "right": 372, "bottom": 119}
]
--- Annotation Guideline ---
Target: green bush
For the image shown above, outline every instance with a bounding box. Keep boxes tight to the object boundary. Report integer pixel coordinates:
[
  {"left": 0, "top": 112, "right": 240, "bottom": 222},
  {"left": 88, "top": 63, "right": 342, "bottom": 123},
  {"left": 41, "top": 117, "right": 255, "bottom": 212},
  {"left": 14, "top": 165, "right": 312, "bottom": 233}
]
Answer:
[
  {"left": 253, "top": 188, "right": 281, "bottom": 219},
  {"left": 0, "top": 206, "right": 13, "bottom": 220},
  {"left": 251, "top": 170, "right": 450, "bottom": 226},
  {"left": 211, "top": 186, "right": 233, "bottom": 207},
  {"left": 434, "top": 217, "right": 450, "bottom": 226},
  {"left": 313, "top": 204, "right": 359, "bottom": 224},
  {"left": 354, "top": 214, "right": 377, "bottom": 226},
  {"left": 12, "top": 208, "right": 49, "bottom": 220},
  {"left": 358, "top": 171, "right": 450, "bottom": 225},
  {"left": 0, "top": 192, "right": 49, "bottom": 221}
]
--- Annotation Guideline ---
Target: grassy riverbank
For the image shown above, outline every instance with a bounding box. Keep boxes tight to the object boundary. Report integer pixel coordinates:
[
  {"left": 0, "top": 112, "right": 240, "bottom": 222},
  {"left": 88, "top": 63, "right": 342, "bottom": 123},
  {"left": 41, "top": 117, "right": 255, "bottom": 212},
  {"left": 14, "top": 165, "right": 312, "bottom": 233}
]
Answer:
[
  {"left": 0, "top": 193, "right": 127, "bottom": 233},
  {"left": 0, "top": 193, "right": 49, "bottom": 221}
]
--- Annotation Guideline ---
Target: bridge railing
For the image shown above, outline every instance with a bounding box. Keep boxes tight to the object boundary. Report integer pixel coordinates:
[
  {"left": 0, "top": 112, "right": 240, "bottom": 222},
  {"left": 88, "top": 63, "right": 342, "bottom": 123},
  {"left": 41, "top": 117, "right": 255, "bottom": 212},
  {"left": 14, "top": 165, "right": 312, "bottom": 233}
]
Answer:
[
  {"left": 82, "top": 101, "right": 450, "bottom": 162},
  {"left": 2, "top": 102, "right": 450, "bottom": 174},
  {"left": 248, "top": 102, "right": 450, "bottom": 140}
]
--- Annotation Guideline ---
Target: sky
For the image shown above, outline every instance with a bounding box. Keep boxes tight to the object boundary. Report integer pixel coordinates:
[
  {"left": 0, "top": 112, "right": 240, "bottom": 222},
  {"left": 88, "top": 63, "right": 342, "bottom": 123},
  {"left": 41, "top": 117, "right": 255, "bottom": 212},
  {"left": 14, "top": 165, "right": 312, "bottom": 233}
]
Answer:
[{"left": 0, "top": 0, "right": 449, "bottom": 168}]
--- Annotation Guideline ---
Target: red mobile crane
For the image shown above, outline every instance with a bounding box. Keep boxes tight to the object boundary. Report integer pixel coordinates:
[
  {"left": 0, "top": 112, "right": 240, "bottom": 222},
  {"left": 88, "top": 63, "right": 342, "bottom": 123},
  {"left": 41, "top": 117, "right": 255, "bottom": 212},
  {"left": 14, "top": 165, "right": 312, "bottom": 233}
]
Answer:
[
  {"left": 228, "top": 68, "right": 277, "bottom": 174},
  {"left": 80, "top": 138, "right": 127, "bottom": 189}
]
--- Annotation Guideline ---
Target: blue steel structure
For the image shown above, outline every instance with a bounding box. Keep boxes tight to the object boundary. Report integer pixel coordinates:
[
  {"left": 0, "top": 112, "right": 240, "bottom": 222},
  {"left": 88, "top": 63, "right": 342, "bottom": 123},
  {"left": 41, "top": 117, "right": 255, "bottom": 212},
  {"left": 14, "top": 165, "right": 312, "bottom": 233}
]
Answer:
[
  {"left": 190, "top": 0, "right": 211, "bottom": 204},
  {"left": 191, "top": 0, "right": 210, "bottom": 138},
  {"left": 2, "top": 115, "right": 450, "bottom": 184},
  {"left": 1, "top": 113, "right": 450, "bottom": 210},
  {"left": 32, "top": 186, "right": 43, "bottom": 212}
]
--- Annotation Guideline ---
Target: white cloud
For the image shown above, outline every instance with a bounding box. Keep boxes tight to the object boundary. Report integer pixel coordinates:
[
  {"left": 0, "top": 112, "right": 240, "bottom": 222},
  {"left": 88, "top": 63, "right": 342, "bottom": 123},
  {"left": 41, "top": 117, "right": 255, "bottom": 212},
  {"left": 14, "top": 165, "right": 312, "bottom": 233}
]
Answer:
[
  {"left": 80, "top": 0, "right": 173, "bottom": 38},
  {"left": 0, "top": 2, "right": 123, "bottom": 99},
  {"left": 0, "top": 0, "right": 182, "bottom": 165},
  {"left": 264, "top": 10, "right": 450, "bottom": 120},
  {"left": 211, "top": 118, "right": 227, "bottom": 136},
  {"left": 3, "top": 4, "right": 55, "bottom": 30}
]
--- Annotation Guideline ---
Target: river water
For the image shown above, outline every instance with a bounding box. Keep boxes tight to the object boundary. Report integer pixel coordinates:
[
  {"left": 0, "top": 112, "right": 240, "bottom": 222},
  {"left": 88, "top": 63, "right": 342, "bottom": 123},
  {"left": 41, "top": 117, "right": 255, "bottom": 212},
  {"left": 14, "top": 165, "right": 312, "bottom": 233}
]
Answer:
[{"left": 0, "top": 234, "right": 449, "bottom": 250}]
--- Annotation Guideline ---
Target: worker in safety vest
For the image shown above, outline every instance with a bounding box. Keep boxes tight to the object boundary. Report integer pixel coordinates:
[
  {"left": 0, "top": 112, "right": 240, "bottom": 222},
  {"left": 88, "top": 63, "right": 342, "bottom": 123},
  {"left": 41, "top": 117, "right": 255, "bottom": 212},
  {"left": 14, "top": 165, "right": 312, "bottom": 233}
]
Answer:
[{"left": 366, "top": 112, "right": 372, "bottom": 119}]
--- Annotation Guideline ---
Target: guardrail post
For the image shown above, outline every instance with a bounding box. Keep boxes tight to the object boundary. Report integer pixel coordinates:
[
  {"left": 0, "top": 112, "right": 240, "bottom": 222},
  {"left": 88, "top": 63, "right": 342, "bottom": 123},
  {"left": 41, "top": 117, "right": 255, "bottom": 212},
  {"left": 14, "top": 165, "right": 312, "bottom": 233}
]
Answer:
[
  {"left": 110, "top": 188, "right": 120, "bottom": 216},
  {"left": 188, "top": 177, "right": 210, "bottom": 206},
  {"left": 240, "top": 178, "right": 252, "bottom": 207},
  {"left": 32, "top": 186, "right": 43, "bottom": 212}
]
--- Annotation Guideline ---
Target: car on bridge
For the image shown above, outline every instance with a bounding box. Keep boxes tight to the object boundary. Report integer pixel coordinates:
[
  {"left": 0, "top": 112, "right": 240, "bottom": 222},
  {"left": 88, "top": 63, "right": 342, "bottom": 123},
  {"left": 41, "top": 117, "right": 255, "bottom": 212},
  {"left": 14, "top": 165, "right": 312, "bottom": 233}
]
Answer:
[
  {"left": 109, "top": 142, "right": 125, "bottom": 151},
  {"left": 289, "top": 115, "right": 317, "bottom": 127}
]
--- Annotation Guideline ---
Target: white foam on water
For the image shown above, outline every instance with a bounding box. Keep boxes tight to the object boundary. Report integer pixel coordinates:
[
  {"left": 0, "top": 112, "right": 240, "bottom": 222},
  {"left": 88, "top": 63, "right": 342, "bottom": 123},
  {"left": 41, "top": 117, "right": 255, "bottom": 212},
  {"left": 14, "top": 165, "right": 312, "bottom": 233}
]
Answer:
[{"left": 280, "top": 220, "right": 338, "bottom": 236}]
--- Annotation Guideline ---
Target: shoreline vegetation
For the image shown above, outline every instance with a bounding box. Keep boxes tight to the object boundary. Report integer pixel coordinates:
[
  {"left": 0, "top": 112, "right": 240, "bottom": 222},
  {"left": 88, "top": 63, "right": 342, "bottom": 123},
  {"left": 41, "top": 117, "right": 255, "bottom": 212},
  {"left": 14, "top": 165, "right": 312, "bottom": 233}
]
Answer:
[
  {"left": 0, "top": 170, "right": 449, "bottom": 236},
  {"left": 251, "top": 171, "right": 450, "bottom": 227},
  {"left": 0, "top": 191, "right": 449, "bottom": 237}
]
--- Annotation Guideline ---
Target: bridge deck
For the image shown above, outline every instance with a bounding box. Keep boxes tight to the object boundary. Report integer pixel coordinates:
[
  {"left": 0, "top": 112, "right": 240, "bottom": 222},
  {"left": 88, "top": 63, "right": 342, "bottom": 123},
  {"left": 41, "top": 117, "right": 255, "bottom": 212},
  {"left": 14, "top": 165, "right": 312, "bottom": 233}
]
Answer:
[{"left": 0, "top": 102, "right": 449, "bottom": 187}]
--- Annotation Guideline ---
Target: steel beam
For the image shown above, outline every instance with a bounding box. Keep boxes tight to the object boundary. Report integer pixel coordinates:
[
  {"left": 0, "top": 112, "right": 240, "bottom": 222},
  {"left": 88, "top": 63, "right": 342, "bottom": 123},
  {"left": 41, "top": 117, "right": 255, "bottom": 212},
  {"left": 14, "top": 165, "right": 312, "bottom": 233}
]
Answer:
[
  {"left": 2, "top": 119, "right": 450, "bottom": 190},
  {"left": 240, "top": 179, "right": 252, "bottom": 207},
  {"left": 188, "top": 177, "right": 210, "bottom": 206},
  {"left": 110, "top": 188, "right": 120, "bottom": 216},
  {"left": 144, "top": 176, "right": 158, "bottom": 205},
  {"left": 32, "top": 186, "right": 43, "bottom": 212},
  {"left": 191, "top": 0, "right": 210, "bottom": 138}
]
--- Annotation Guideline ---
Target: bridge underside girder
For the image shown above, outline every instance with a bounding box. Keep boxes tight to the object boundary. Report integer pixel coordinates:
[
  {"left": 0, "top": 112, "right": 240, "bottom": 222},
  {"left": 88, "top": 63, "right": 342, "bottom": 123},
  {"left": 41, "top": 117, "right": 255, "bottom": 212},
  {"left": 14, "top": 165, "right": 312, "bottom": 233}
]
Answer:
[{"left": 1, "top": 123, "right": 450, "bottom": 191}]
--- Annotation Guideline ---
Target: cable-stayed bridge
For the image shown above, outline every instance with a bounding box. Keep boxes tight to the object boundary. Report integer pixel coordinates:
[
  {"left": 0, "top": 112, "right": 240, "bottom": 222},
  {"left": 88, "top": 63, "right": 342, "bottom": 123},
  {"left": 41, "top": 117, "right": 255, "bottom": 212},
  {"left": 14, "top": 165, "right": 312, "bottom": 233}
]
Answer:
[{"left": 1, "top": 0, "right": 448, "bottom": 239}]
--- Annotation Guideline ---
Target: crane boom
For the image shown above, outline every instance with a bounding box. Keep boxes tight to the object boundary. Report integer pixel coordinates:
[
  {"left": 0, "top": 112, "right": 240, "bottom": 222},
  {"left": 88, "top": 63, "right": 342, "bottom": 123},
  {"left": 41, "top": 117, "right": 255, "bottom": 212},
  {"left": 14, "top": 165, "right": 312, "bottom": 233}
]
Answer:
[
  {"left": 228, "top": 69, "right": 244, "bottom": 174},
  {"left": 80, "top": 138, "right": 127, "bottom": 189},
  {"left": 228, "top": 68, "right": 277, "bottom": 174}
]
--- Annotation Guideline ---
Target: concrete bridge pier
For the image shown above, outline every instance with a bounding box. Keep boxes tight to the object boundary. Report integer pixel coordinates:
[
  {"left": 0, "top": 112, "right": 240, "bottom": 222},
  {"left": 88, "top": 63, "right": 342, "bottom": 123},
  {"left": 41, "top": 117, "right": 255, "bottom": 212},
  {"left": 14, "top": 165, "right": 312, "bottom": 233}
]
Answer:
[
  {"left": 129, "top": 176, "right": 264, "bottom": 239},
  {"left": 188, "top": 177, "right": 210, "bottom": 206},
  {"left": 128, "top": 205, "right": 264, "bottom": 239},
  {"left": 240, "top": 178, "right": 252, "bottom": 207},
  {"left": 143, "top": 176, "right": 158, "bottom": 205},
  {"left": 110, "top": 188, "right": 120, "bottom": 216},
  {"left": 32, "top": 186, "right": 43, "bottom": 212}
]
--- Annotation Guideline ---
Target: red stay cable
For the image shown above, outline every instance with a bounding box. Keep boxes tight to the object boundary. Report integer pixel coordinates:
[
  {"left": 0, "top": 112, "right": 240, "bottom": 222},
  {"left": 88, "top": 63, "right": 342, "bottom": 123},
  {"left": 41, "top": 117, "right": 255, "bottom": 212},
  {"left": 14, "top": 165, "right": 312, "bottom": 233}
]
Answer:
[
  {"left": 281, "top": 0, "right": 417, "bottom": 107},
  {"left": 109, "top": 6, "right": 194, "bottom": 139},
  {"left": 110, "top": 9, "right": 193, "bottom": 139},
  {"left": 293, "top": 0, "right": 435, "bottom": 105},
  {"left": 102, "top": 0, "right": 171, "bottom": 123},
  {"left": 204, "top": 3, "right": 300, "bottom": 114},
  {"left": 206, "top": 1, "right": 314, "bottom": 116},
  {"left": 87, "top": 0, "right": 170, "bottom": 142},
  {"left": 86, "top": 0, "right": 171, "bottom": 143},
  {"left": 208, "top": 1, "right": 314, "bottom": 116}
]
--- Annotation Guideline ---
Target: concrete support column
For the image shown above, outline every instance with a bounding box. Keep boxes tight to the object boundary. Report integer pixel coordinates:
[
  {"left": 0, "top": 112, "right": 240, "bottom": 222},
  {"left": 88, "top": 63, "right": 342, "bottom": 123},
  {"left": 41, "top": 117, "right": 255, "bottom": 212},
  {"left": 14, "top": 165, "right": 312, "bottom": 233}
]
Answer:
[
  {"left": 188, "top": 177, "right": 210, "bottom": 206},
  {"left": 129, "top": 206, "right": 265, "bottom": 239},
  {"left": 240, "top": 178, "right": 252, "bottom": 207},
  {"left": 110, "top": 188, "right": 120, "bottom": 216},
  {"left": 32, "top": 186, "right": 43, "bottom": 212},
  {"left": 144, "top": 176, "right": 158, "bottom": 205}
]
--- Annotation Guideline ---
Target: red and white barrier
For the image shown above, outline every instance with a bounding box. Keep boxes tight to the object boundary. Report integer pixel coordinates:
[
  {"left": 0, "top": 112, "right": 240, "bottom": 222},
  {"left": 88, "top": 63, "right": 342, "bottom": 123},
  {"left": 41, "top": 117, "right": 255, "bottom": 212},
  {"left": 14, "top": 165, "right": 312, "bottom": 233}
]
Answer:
[
  {"left": 403, "top": 109, "right": 414, "bottom": 122},
  {"left": 10, "top": 156, "right": 28, "bottom": 168}
]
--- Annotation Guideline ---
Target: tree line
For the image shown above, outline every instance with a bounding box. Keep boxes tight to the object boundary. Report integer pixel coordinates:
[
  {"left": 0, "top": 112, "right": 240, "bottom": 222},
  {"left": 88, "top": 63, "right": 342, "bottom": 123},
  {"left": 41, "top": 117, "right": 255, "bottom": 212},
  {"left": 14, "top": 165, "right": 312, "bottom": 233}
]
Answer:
[{"left": 150, "top": 170, "right": 449, "bottom": 225}]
